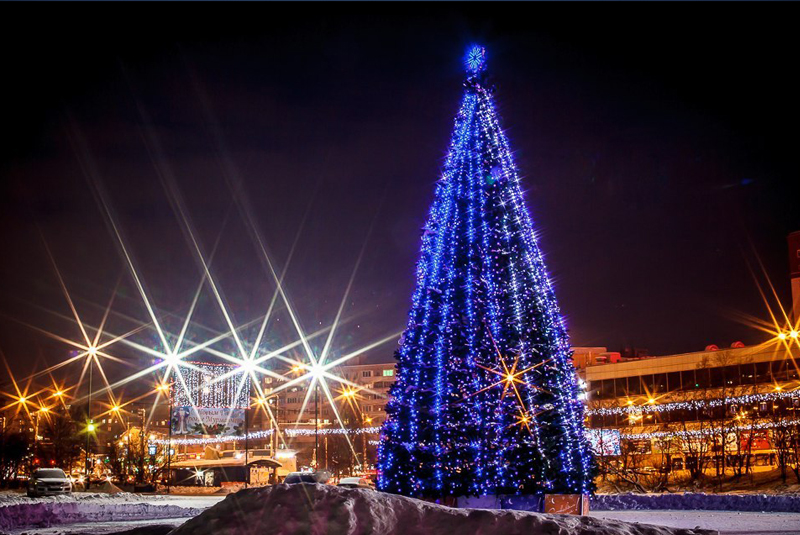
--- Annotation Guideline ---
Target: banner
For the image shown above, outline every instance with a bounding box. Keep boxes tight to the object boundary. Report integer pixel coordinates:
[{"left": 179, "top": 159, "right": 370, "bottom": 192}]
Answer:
[{"left": 171, "top": 406, "right": 245, "bottom": 436}]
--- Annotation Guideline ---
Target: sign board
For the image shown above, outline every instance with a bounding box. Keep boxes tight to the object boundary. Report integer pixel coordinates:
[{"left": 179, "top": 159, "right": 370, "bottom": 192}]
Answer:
[
  {"left": 544, "top": 494, "right": 589, "bottom": 515},
  {"left": 171, "top": 406, "right": 245, "bottom": 436}
]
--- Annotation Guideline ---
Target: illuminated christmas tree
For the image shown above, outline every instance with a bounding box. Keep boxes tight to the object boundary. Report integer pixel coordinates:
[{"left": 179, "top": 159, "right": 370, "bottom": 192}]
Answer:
[{"left": 378, "top": 46, "right": 594, "bottom": 497}]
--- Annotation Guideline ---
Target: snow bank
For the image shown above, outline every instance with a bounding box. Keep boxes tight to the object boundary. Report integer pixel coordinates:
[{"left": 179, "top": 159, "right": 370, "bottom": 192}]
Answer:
[
  {"left": 172, "top": 484, "right": 716, "bottom": 535},
  {"left": 0, "top": 492, "right": 205, "bottom": 532},
  {"left": 0, "top": 492, "right": 139, "bottom": 507},
  {"left": 592, "top": 493, "right": 800, "bottom": 513}
]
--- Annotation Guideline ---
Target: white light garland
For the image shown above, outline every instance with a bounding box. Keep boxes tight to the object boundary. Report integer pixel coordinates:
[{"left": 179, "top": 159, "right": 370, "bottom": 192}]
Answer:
[
  {"left": 619, "top": 418, "right": 800, "bottom": 441},
  {"left": 588, "top": 390, "right": 800, "bottom": 417},
  {"left": 152, "top": 426, "right": 382, "bottom": 446},
  {"left": 171, "top": 361, "right": 250, "bottom": 409}
]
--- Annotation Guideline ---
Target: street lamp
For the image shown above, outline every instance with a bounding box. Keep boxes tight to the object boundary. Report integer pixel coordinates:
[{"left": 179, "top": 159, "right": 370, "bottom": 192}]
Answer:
[
  {"left": 156, "top": 383, "right": 173, "bottom": 494},
  {"left": 32, "top": 406, "right": 49, "bottom": 472},
  {"left": 84, "top": 346, "right": 98, "bottom": 488}
]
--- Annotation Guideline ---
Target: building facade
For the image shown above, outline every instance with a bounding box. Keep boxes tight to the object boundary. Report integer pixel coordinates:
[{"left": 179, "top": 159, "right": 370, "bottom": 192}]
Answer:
[{"left": 582, "top": 340, "right": 800, "bottom": 482}]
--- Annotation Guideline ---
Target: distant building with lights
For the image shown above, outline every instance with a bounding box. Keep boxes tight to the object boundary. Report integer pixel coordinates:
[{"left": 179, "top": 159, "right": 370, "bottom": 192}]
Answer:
[{"left": 581, "top": 340, "right": 800, "bottom": 476}]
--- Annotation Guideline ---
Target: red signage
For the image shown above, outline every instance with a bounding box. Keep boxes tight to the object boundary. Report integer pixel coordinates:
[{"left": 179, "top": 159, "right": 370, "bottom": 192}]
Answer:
[{"left": 740, "top": 430, "right": 771, "bottom": 451}]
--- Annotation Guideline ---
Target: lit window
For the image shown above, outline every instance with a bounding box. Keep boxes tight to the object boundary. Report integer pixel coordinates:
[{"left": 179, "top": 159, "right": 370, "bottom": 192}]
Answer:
[{"left": 383, "top": 369, "right": 394, "bottom": 377}]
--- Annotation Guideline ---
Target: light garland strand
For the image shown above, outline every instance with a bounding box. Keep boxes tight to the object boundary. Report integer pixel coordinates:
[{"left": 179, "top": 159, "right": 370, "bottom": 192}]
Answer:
[
  {"left": 587, "top": 390, "right": 800, "bottom": 417},
  {"left": 152, "top": 426, "right": 382, "bottom": 446},
  {"left": 157, "top": 418, "right": 800, "bottom": 448},
  {"left": 618, "top": 418, "right": 800, "bottom": 441},
  {"left": 171, "top": 361, "right": 250, "bottom": 409}
]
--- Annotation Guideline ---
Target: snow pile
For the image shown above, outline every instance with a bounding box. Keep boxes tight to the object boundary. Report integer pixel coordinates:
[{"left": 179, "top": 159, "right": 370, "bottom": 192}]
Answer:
[
  {"left": 593, "top": 493, "right": 800, "bottom": 513},
  {"left": 172, "top": 484, "right": 716, "bottom": 535},
  {"left": 0, "top": 493, "right": 205, "bottom": 532}
]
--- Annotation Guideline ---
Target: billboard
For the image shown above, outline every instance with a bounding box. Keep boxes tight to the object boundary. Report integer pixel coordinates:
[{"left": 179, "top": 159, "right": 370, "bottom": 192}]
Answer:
[{"left": 171, "top": 406, "right": 245, "bottom": 436}]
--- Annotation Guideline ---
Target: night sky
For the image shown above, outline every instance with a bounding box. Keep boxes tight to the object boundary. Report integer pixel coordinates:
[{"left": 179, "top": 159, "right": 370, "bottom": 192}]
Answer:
[{"left": 1, "top": 3, "right": 798, "bottom": 384}]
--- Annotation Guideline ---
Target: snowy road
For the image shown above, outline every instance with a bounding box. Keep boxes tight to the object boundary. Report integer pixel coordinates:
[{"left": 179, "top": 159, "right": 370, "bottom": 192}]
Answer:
[
  {"left": 0, "top": 492, "right": 225, "bottom": 534},
  {"left": 592, "top": 510, "right": 800, "bottom": 535}
]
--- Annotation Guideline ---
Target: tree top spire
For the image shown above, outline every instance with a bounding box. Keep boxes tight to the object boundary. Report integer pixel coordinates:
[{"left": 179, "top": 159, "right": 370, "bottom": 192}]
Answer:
[{"left": 465, "top": 45, "right": 487, "bottom": 75}]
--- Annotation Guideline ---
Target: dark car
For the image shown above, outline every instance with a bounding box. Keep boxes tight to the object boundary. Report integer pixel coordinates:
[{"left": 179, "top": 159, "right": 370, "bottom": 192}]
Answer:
[
  {"left": 283, "top": 471, "right": 330, "bottom": 484},
  {"left": 337, "top": 477, "right": 375, "bottom": 489},
  {"left": 27, "top": 468, "right": 72, "bottom": 497}
]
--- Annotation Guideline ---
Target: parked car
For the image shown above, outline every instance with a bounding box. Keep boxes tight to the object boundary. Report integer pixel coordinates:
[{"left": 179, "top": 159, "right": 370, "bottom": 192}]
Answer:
[
  {"left": 337, "top": 477, "right": 375, "bottom": 489},
  {"left": 27, "top": 468, "right": 72, "bottom": 497},
  {"left": 283, "top": 471, "right": 331, "bottom": 484}
]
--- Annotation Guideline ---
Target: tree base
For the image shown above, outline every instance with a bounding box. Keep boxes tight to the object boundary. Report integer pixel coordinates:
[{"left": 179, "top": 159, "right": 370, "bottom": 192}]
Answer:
[{"left": 452, "top": 494, "right": 590, "bottom": 515}]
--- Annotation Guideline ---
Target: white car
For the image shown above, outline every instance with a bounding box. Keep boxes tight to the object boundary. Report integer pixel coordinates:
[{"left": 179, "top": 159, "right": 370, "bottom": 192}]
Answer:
[
  {"left": 337, "top": 477, "right": 375, "bottom": 489},
  {"left": 27, "top": 468, "right": 72, "bottom": 497}
]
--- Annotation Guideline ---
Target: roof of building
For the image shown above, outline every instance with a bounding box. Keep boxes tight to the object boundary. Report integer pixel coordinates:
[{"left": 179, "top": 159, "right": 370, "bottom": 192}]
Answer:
[{"left": 170, "top": 457, "right": 282, "bottom": 469}]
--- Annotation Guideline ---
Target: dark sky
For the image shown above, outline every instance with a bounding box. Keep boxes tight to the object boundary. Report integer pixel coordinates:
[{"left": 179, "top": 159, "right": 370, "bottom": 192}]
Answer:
[{"left": 1, "top": 3, "right": 799, "bottom": 383}]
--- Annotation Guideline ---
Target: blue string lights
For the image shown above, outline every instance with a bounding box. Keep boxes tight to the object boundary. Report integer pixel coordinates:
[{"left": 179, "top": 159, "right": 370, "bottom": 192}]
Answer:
[{"left": 378, "top": 46, "right": 594, "bottom": 497}]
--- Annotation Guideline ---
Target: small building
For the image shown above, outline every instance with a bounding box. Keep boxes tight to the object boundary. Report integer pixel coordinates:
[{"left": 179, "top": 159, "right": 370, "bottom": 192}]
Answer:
[{"left": 169, "top": 449, "right": 289, "bottom": 487}]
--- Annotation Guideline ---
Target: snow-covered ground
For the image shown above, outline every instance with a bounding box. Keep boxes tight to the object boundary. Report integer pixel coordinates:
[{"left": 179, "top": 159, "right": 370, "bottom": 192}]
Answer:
[
  {"left": 593, "top": 493, "right": 800, "bottom": 513},
  {"left": 0, "top": 491, "right": 223, "bottom": 533},
  {"left": 171, "top": 484, "right": 715, "bottom": 535},
  {"left": 592, "top": 510, "right": 800, "bottom": 535},
  {"left": 0, "top": 491, "right": 224, "bottom": 509},
  {"left": 5, "top": 487, "right": 800, "bottom": 535},
  {"left": 7, "top": 518, "right": 185, "bottom": 534},
  {"left": 10, "top": 508, "right": 800, "bottom": 535}
]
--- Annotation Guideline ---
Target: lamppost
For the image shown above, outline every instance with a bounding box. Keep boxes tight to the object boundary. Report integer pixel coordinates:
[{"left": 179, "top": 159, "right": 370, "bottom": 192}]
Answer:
[
  {"left": 314, "top": 383, "right": 320, "bottom": 471},
  {"left": 32, "top": 406, "right": 48, "bottom": 472},
  {"left": 341, "top": 388, "right": 358, "bottom": 473},
  {"left": 157, "top": 383, "right": 173, "bottom": 494},
  {"left": 362, "top": 415, "right": 372, "bottom": 474},
  {"left": 85, "top": 347, "right": 97, "bottom": 488},
  {"left": 244, "top": 398, "right": 250, "bottom": 489}
]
